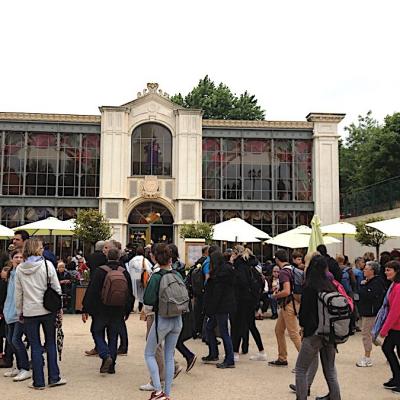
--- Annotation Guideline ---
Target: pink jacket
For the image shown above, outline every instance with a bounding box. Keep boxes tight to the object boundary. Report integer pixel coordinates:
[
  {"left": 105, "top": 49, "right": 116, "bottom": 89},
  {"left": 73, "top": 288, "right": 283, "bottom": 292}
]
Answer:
[{"left": 380, "top": 282, "right": 400, "bottom": 337}]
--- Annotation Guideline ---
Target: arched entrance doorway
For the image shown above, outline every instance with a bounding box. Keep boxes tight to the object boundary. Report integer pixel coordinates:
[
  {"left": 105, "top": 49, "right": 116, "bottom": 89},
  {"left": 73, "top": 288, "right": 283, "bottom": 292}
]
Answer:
[{"left": 127, "top": 201, "right": 174, "bottom": 246}]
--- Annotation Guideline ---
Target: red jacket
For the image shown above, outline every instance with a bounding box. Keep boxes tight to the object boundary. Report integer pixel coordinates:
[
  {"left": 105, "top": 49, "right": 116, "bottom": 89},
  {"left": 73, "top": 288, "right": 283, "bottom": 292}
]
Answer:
[{"left": 381, "top": 282, "right": 400, "bottom": 337}]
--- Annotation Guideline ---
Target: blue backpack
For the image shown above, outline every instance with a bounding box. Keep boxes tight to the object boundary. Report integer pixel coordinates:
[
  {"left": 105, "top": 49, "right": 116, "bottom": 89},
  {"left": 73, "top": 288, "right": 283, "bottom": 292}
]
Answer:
[{"left": 341, "top": 267, "right": 352, "bottom": 295}]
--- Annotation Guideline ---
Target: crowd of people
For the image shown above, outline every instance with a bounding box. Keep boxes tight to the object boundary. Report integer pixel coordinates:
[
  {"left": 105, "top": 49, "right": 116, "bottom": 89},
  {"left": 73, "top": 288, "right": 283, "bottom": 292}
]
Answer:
[{"left": 0, "top": 230, "right": 400, "bottom": 400}]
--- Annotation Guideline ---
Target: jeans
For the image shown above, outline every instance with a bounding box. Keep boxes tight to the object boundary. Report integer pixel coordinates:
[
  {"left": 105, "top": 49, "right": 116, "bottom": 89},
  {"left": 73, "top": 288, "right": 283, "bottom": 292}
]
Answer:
[
  {"left": 231, "top": 303, "right": 250, "bottom": 353},
  {"left": 206, "top": 313, "right": 234, "bottom": 365},
  {"left": 145, "top": 316, "right": 182, "bottom": 396},
  {"left": 118, "top": 319, "right": 128, "bottom": 352},
  {"left": 382, "top": 330, "right": 400, "bottom": 383},
  {"left": 193, "top": 295, "right": 205, "bottom": 335},
  {"left": 176, "top": 337, "right": 194, "bottom": 361},
  {"left": 6, "top": 322, "right": 29, "bottom": 371},
  {"left": 91, "top": 314, "right": 122, "bottom": 362},
  {"left": 295, "top": 335, "right": 341, "bottom": 400},
  {"left": 24, "top": 313, "right": 60, "bottom": 388}
]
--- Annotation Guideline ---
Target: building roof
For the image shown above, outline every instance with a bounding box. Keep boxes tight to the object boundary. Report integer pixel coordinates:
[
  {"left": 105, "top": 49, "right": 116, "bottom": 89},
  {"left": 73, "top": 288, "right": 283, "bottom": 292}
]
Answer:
[{"left": 0, "top": 112, "right": 101, "bottom": 124}]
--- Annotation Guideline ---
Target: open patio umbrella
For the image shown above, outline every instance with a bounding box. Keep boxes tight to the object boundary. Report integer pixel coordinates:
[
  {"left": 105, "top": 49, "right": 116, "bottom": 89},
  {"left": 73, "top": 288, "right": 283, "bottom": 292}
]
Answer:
[
  {"left": 13, "top": 217, "right": 75, "bottom": 236},
  {"left": 266, "top": 232, "right": 340, "bottom": 249},
  {"left": 0, "top": 224, "right": 15, "bottom": 239},
  {"left": 212, "top": 218, "right": 271, "bottom": 243},
  {"left": 366, "top": 217, "right": 400, "bottom": 237},
  {"left": 308, "top": 215, "right": 324, "bottom": 254},
  {"left": 321, "top": 222, "right": 357, "bottom": 254}
]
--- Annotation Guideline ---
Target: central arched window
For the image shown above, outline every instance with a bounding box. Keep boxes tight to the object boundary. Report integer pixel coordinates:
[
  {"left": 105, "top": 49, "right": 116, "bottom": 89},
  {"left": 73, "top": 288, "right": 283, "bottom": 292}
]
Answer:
[{"left": 131, "top": 123, "right": 172, "bottom": 176}]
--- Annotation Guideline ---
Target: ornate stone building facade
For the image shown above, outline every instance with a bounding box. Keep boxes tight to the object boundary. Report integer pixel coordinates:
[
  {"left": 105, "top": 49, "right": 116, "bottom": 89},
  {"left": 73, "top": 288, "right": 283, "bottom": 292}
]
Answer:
[{"left": 0, "top": 83, "right": 344, "bottom": 260}]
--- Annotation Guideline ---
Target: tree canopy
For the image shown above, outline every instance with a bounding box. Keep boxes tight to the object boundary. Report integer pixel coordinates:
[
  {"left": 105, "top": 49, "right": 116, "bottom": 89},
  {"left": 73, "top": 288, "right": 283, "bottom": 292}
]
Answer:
[
  {"left": 170, "top": 76, "right": 265, "bottom": 120},
  {"left": 74, "top": 209, "right": 112, "bottom": 245},
  {"left": 355, "top": 217, "right": 388, "bottom": 258},
  {"left": 340, "top": 111, "right": 400, "bottom": 194}
]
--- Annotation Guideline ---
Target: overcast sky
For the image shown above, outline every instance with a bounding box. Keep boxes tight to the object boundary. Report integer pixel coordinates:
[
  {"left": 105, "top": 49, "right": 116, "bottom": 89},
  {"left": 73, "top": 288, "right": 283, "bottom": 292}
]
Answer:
[{"left": 1, "top": 0, "right": 399, "bottom": 137}]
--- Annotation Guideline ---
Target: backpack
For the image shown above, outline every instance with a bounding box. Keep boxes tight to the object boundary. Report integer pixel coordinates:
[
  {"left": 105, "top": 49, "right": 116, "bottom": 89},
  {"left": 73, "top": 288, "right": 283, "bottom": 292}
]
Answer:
[
  {"left": 100, "top": 265, "right": 129, "bottom": 307},
  {"left": 249, "top": 266, "right": 264, "bottom": 303},
  {"left": 157, "top": 271, "right": 190, "bottom": 318},
  {"left": 292, "top": 266, "right": 304, "bottom": 295},
  {"left": 341, "top": 267, "right": 352, "bottom": 295},
  {"left": 316, "top": 291, "right": 352, "bottom": 345},
  {"left": 332, "top": 279, "right": 354, "bottom": 311},
  {"left": 191, "top": 264, "right": 205, "bottom": 297}
]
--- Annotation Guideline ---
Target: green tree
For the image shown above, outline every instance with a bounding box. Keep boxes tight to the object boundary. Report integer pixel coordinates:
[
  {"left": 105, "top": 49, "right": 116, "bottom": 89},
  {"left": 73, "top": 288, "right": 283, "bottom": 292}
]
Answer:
[
  {"left": 179, "top": 222, "right": 214, "bottom": 244},
  {"left": 170, "top": 75, "right": 265, "bottom": 120},
  {"left": 355, "top": 217, "right": 388, "bottom": 259},
  {"left": 74, "top": 209, "right": 112, "bottom": 245}
]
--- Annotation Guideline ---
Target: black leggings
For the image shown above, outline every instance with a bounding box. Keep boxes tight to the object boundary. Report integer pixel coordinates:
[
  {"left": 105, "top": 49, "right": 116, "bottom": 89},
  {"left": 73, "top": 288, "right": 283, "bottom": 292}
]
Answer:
[{"left": 382, "top": 330, "right": 400, "bottom": 383}]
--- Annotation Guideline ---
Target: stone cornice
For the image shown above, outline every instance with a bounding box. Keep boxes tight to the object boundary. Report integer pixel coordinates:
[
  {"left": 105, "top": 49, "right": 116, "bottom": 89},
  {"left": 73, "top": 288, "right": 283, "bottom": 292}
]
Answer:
[
  {"left": 306, "top": 113, "right": 346, "bottom": 123},
  {"left": 0, "top": 112, "right": 100, "bottom": 124},
  {"left": 202, "top": 119, "right": 313, "bottom": 129}
]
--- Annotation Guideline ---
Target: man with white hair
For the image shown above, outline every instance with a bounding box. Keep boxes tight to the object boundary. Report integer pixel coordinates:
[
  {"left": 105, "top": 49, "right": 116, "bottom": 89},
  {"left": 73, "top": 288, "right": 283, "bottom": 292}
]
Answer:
[{"left": 86, "top": 241, "right": 107, "bottom": 272}]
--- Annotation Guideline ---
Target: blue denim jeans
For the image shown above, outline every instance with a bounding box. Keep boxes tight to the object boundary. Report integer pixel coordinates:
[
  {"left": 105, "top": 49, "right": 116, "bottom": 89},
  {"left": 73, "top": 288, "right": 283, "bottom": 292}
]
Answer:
[
  {"left": 91, "top": 314, "right": 122, "bottom": 362},
  {"left": 118, "top": 319, "right": 128, "bottom": 352},
  {"left": 6, "top": 322, "right": 29, "bottom": 371},
  {"left": 24, "top": 313, "right": 60, "bottom": 388},
  {"left": 206, "top": 313, "right": 234, "bottom": 365},
  {"left": 145, "top": 316, "right": 182, "bottom": 396}
]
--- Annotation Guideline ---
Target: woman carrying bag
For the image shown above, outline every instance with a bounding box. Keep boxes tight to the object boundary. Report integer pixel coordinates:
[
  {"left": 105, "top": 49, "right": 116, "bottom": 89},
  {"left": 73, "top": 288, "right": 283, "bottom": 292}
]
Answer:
[{"left": 15, "top": 238, "right": 66, "bottom": 390}]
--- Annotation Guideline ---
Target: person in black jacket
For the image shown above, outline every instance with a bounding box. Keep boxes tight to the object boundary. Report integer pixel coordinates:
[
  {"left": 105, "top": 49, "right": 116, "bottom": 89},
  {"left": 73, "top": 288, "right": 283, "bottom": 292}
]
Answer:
[
  {"left": 295, "top": 255, "right": 341, "bottom": 400},
  {"left": 86, "top": 241, "right": 107, "bottom": 272},
  {"left": 230, "top": 246, "right": 266, "bottom": 362},
  {"left": 317, "top": 244, "right": 342, "bottom": 282},
  {"left": 356, "top": 261, "right": 386, "bottom": 367},
  {"left": 202, "top": 251, "right": 236, "bottom": 368},
  {"left": 82, "top": 247, "right": 133, "bottom": 374}
]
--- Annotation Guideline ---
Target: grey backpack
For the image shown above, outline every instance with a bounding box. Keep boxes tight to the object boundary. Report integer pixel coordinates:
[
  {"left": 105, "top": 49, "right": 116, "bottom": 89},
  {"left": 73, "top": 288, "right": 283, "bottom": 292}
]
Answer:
[
  {"left": 316, "top": 291, "right": 351, "bottom": 345},
  {"left": 158, "top": 271, "right": 190, "bottom": 318}
]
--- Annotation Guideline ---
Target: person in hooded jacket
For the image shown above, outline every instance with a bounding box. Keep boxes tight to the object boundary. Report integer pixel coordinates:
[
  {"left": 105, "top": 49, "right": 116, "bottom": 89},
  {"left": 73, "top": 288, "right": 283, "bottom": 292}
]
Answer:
[
  {"left": 15, "top": 238, "right": 65, "bottom": 390},
  {"left": 202, "top": 250, "right": 236, "bottom": 368},
  {"left": 230, "top": 246, "right": 266, "bottom": 362}
]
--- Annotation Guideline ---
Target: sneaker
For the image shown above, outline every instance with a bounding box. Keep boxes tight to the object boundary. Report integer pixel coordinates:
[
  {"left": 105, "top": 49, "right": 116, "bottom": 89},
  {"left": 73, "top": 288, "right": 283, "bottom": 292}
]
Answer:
[
  {"left": 271, "top": 314, "right": 278, "bottom": 320},
  {"left": 13, "top": 369, "right": 32, "bottom": 382},
  {"left": 48, "top": 378, "right": 67, "bottom": 387},
  {"left": 356, "top": 356, "right": 372, "bottom": 367},
  {"left": 201, "top": 355, "right": 219, "bottom": 363},
  {"left": 384, "top": 378, "right": 400, "bottom": 389},
  {"left": 150, "top": 391, "right": 169, "bottom": 400},
  {"left": 233, "top": 353, "right": 239, "bottom": 362},
  {"left": 100, "top": 356, "right": 113, "bottom": 374},
  {"left": 392, "top": 387, "right": 400, "bottom": 394},
  {"left": 108, "top": 364, "right": 115, "bottom": 374},
  {"left": 117, "top": 349, "right": 128, "bottom": 356},
  {"left": 216, "top": 362, "right": 235, "bottom": 369},
  {"left": 28, "top": 382, "right": 45, "bottom": 390},
  {"left": 249, "top": 352, "right": 267, "bottom": 361},
  {"left": 140, "top": 383, "right": 156, "bottom": 391},
  {"left": 85, "top": 348, "right": 98, "bottom": 356},
  {"left": 173, "top": 364, "right": 183, "bottom": 379},
  {"left": 186, "top": 355, "right": 197, "bottom": 373},
  {"left": 4, "top": 368, "right": 19, "bottom": 377},
  {"left": 268, "top": 359, "right": 288, "bottom": 367}
]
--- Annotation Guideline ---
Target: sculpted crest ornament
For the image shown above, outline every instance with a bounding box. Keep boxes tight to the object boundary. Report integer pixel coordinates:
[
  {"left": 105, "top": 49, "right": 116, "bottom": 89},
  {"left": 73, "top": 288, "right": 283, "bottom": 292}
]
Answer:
[{"left": 140, "top": 176, "right": 160, "bottom": 199}]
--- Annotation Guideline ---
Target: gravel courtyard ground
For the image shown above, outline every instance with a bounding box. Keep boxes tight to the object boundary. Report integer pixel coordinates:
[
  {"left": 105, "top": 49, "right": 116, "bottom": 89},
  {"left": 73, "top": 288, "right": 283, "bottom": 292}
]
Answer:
[{"left": 1, "top": 314, "right": 394, "bottom": 400}]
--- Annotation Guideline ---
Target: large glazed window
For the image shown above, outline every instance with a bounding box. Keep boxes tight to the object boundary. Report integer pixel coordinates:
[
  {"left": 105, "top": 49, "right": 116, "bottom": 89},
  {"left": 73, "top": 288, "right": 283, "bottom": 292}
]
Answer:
[{"left": 131, "top": 123, "right": 172, "bottom": 176}]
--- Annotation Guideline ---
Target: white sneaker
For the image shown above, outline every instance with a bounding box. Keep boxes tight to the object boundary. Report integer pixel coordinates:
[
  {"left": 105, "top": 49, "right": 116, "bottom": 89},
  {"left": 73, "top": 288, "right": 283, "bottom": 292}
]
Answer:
[
  {"left": 140, "top": 383, "right": 156, "bottom": 391},
  {"left": 13, "top": 369, "right": 32, "bottom": 382},
  {"left": 356, "top": 357, "right": 373, "bottom": 367},
  {"left": 4, "top": 368, "right": 19, "bottom": 377},
  {"left": 48, "top": 378, "right": 67, "bottom": 387},
  {"left": 249, "top": 352, "right": 268, "bottom": 361},
  {"left": 234, "top": 353, "right": 239, "bottom": 362}
]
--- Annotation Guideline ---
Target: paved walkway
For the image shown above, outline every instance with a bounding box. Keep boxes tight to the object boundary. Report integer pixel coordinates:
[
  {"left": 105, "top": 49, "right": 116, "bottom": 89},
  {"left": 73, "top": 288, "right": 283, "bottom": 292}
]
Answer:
[{"left": 1, "top": 314, "right": 394, "bottom": 400}]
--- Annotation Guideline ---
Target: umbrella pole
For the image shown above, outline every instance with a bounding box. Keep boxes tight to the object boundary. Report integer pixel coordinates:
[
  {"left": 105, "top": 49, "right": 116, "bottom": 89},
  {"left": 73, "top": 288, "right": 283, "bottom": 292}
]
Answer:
[{"left": 342, "top": 233, "right": 345, "bottom": 255}]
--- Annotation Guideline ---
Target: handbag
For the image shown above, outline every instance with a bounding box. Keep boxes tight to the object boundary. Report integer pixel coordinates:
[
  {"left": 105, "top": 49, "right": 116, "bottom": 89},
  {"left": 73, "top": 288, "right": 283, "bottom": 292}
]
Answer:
[{"left": 43, "top": 259, "right": 62, "bottom": 313}]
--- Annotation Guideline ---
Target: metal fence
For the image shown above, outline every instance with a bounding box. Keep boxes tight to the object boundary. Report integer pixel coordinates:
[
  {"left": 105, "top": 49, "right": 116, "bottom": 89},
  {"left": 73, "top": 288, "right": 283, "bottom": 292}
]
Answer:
[{"left": 341, "top": 176, "right": 400, "bottom": 218}]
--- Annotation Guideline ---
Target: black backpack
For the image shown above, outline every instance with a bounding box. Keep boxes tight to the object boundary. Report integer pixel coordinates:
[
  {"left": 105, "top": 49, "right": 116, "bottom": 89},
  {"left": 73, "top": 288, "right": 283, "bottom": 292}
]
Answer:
[
  {"left": 249, "top": 266, "right": 264, "bottom": 304},
  {"left": 191, "top": 264, "right": 205, "bottom": 297}
]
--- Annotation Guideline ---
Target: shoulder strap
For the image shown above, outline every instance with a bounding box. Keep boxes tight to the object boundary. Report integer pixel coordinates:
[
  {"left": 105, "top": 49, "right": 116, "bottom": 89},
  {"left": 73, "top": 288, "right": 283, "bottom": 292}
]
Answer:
[
  {"left": 44, "top": 258, "right": 50, "bottom": 286},
  {"left": 100, "top": 265, "right": 111, "bottom": 273}
]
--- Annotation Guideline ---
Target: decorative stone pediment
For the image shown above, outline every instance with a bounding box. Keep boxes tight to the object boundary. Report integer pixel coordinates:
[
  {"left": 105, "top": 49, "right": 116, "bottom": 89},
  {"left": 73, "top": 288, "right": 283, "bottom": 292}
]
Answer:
[
  {"left": 140, "top": 176, "right": 160, "bottom": 199},
  {"left": 137, "top": 83, "right": 170, "bottom": 100}
]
